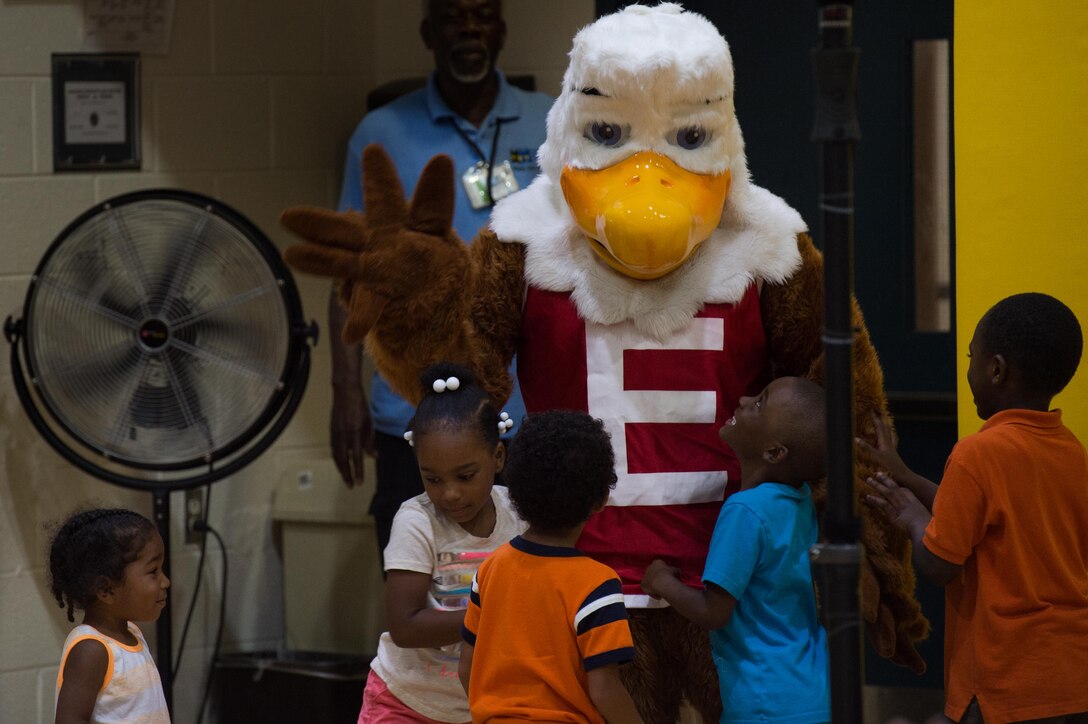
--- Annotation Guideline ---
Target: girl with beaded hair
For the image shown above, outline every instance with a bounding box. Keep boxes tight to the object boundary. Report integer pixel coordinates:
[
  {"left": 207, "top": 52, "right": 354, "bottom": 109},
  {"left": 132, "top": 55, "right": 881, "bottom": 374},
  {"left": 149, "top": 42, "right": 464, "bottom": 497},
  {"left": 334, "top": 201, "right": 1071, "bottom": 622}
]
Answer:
[
  {"left": 357, "top": 362, "right": 526, "bottom": 724},
  {"left": 49, "top": 507, "right": 171, "bottom": 723}
]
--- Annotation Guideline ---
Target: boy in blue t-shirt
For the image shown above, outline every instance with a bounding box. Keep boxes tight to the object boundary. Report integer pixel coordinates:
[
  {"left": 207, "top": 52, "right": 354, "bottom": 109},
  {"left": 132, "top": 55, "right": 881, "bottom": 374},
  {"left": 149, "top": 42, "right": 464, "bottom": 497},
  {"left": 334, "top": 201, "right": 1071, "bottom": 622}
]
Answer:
[{"left": 641, "top": 376, "right": 830, "bottom": 724}]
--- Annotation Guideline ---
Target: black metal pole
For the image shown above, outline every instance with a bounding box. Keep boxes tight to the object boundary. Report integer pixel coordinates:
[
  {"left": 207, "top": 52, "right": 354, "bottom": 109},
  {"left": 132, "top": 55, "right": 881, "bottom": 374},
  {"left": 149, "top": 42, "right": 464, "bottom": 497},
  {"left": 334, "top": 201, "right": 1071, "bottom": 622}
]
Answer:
[
  {"left": 810, "top": 3, "right": 863, "bottom": 723},
  {"left": 153, "top": 488, "right": 174, "bottom": 713}
]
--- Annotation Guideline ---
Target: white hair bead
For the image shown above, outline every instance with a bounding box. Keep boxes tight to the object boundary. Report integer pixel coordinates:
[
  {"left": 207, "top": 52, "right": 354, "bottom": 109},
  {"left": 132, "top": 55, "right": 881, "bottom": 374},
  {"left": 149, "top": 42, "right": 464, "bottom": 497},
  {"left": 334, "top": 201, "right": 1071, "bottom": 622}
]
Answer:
[
  {"left": 432, "top": 376, "right": 460, "bottom": 393},
  {"left": 403, "top": 430, "right": 415, "bottom": 447}
]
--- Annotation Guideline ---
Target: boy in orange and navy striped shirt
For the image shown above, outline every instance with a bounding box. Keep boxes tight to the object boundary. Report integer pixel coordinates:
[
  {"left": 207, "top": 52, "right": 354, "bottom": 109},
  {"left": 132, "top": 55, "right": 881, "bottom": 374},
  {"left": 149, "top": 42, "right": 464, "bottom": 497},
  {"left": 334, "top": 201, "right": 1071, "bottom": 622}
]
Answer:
[{"left": 459, "top": 410, "right": 642, "bottom": 724}]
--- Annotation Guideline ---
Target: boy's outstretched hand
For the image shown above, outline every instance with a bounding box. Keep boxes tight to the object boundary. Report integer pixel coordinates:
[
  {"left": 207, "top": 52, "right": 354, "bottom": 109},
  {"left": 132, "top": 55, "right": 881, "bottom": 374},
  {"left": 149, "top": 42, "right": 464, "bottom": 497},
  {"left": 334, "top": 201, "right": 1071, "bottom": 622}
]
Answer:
[
  {"left": 641, "top": 559, "right": 680, "bottom": 599},
  {"left": 857, "top": 412, "right": 939, "bottom": 510},
  {"left": 865, "top": 472, "right": 930, "bottom": 537},
  {"left": 642, "top": 560, "right": 736, "bottom": 630},
  {"left": 866, "top": 473, "right": 962, "bottom": 587},
  {"left": 855, "top": 412, "right": 912, "bottom": 484}
]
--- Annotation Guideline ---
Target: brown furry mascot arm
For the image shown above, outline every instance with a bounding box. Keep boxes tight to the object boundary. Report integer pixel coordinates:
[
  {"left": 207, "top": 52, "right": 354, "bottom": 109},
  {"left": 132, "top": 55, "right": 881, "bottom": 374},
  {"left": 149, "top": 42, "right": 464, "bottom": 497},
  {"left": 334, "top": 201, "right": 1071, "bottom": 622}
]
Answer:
[
  {"left": 282, "top": 145, "right": 478, "bottom": 405},
  {"left": 761, "top": 232, "right": 929, "bottom": 674},
  {"left": 464, "top": 229, "right": 527, "bottom": 408},
  {"left": 281, "top": 144, "right": 523, "bottom": 409}
]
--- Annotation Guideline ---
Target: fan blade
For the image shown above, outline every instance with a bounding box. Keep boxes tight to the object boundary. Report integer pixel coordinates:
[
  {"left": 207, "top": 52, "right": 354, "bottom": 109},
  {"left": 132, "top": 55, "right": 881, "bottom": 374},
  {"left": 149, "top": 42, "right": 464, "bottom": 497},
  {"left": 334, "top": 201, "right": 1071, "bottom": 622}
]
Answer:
[
  {"left": 160, "top": 347, "right": 206, "bottom": 429},
  {"left": 103, "top": 350, "right": 212, "bottom": 449},
  {"left": 166, "top": 282, "right": 287, "bottom": 380},
  {"left": 34, "top": 341, "right": 144, "bottom": 395},
  {"left": 98, "top": 205, "right": 160, "bottom": 319},
  {"left": 34, "top": 261, "right": 141, "bottom": 330},
  {"left": 149, "top": 212, "right": 212, "bottom": 317},
  {"left": 84, "top": 201, "right": 210, "bottom": 322},
  {"left": 168, "top": 281, "right": 279, "bottom": 330},
  {"left": 36, "top": 344, "right": 148, "bottom": 447},
  {"left": 168, "top": 336, "right": 277, "bottom": 386},
  {"left": 173, "top": 318, "right": 253, "bottom": 364}
]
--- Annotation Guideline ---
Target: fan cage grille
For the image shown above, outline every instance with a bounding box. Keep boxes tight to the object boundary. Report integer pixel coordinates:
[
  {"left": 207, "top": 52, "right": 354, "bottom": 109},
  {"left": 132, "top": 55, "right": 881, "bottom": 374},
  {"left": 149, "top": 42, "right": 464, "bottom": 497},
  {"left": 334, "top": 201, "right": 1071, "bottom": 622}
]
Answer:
[{"left": 23, "top": 192, "right": 303, "bottom": 472}]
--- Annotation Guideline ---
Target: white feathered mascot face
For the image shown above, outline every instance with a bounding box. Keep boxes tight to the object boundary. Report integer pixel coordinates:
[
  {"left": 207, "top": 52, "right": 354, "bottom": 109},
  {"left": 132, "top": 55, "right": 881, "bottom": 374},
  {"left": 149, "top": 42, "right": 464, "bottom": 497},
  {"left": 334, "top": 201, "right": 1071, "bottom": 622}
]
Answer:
[{"left": 538, "top": 3, "right": 750, "bottom": 280}]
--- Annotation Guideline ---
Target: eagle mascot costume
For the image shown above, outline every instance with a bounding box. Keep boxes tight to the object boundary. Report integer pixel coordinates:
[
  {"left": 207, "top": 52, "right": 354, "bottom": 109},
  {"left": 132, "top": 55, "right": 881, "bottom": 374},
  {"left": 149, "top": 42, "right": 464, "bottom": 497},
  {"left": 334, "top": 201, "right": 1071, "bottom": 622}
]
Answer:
[{"left": 283, "top": 3, "right": 928, "bottom": 721}]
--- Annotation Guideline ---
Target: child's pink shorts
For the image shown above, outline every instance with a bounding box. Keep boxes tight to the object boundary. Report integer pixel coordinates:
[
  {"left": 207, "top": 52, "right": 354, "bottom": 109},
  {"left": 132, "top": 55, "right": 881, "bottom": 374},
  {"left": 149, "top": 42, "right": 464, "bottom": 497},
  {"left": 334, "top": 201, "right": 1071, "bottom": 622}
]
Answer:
[{"left": 357, "top": 669, "right": 469, "bottom": 724}]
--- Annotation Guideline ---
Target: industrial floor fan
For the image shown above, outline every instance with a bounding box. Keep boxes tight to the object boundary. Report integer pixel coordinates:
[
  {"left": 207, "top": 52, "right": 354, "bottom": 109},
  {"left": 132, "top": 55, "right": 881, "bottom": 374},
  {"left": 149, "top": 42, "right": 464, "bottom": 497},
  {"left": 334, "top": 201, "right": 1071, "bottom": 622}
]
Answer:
[{"left": 4, "top": 189, "right": 318, "bottom": 707}]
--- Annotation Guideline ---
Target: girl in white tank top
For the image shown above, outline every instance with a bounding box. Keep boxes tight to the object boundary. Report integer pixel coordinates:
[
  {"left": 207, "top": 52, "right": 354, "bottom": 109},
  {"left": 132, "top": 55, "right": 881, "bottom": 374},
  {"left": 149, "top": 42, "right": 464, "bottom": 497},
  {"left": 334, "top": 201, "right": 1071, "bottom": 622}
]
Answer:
[{"left": 49, "top": 508, "right": 171, "bottom": 723}]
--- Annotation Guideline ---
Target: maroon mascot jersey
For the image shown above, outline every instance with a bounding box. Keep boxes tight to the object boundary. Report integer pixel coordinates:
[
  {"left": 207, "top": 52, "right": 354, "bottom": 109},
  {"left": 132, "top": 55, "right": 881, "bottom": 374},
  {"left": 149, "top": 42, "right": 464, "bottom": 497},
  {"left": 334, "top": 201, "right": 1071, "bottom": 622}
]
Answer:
[{"left": 517, "top": 282, "right": 770, "bottom": 599}]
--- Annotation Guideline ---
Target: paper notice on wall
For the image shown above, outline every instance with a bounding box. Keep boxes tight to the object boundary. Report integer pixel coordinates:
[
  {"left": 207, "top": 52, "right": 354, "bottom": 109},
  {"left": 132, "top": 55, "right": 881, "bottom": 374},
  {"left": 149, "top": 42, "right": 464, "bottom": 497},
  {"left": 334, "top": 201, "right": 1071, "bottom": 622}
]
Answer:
[
  {"left": 64, "top": 82, "right": 127, "bottom": 144},
  {"left": 82, "top": 0, "right": 176, "bottom": 56}
]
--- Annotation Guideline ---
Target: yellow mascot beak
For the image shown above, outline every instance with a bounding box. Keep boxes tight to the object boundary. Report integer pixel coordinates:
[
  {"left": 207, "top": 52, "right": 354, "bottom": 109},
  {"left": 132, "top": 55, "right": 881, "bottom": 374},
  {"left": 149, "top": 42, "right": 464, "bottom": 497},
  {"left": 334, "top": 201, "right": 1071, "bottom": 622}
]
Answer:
[{"left": 560, "top": 151, "right": 731, "bottom": 280}]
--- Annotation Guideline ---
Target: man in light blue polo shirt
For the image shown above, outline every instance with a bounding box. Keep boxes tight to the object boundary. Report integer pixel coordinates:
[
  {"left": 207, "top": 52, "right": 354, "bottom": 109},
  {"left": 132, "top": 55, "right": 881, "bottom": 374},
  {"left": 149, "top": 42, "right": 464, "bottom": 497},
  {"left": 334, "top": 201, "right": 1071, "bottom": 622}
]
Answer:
[{"left": 329, "top": 0, "right": 552, "bottom": 563}]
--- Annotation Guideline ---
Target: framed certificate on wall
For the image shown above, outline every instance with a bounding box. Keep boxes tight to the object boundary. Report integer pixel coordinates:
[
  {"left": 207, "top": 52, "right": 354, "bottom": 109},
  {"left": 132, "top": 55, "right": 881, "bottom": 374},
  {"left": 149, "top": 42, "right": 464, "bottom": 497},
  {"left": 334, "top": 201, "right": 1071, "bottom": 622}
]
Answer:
[{"left": 52, "top": 53, "right": 141, "bottom": 171}]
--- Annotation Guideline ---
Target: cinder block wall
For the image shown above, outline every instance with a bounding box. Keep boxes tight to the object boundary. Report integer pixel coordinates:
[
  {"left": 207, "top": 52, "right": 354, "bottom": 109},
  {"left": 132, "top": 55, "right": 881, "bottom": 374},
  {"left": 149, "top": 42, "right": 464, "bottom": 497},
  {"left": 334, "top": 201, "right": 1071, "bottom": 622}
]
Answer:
[{"left": 0, "top": 1, "right": 591, "bottom": 722}]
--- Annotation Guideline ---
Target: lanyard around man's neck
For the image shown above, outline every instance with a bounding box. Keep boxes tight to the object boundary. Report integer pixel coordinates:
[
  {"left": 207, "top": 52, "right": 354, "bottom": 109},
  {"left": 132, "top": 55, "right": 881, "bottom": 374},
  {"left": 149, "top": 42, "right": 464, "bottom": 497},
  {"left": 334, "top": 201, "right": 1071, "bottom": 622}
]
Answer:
[{"left": 450, "top": 117, "right": 507, "bottom": 207}]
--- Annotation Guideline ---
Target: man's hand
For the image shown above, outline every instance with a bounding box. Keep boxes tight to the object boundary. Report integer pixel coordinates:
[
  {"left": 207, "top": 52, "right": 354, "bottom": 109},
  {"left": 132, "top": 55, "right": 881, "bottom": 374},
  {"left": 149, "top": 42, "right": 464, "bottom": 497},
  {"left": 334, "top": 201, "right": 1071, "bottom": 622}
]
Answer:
[
  {"left": 328, "top": 288, "right": 375, "bottom": 488},
  {"left": 330, "top": 388, "right": 375, "bottom": 488}
]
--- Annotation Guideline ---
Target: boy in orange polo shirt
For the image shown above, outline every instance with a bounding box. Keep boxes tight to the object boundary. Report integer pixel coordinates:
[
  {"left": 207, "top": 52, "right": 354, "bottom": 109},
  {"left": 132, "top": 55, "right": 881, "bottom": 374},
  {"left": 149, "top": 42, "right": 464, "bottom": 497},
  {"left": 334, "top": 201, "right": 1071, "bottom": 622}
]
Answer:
[
  {"left": 863, "top": 292, "right": 1088, "bottom": 724},
  {"left": 459, "top": 410, "right": 641, "bottom": 724}
]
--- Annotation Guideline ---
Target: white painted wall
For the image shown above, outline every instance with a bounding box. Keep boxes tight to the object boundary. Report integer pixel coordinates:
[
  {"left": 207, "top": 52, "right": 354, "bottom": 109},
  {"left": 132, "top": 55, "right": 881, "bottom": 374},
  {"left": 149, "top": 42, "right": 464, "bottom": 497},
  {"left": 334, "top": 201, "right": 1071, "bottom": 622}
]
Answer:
[{"left": 0, "top": 1, "right": 592, "bottom": 721}]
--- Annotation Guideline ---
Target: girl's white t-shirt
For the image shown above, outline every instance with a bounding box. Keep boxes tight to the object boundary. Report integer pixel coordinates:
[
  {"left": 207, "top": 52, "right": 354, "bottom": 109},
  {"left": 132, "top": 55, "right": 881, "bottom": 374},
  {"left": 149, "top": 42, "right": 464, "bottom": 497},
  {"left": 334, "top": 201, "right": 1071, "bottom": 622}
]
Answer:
[{"left": 372, "top": 485, "right": 525, "bottom": 722}]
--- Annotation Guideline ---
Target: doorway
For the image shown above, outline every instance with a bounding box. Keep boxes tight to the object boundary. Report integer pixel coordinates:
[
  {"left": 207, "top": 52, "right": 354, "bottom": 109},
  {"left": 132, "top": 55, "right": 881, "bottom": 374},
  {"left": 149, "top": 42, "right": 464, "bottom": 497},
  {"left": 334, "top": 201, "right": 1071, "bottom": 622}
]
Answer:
[{"left": 596, "top": 0, "right": 957, "bottom": 693}]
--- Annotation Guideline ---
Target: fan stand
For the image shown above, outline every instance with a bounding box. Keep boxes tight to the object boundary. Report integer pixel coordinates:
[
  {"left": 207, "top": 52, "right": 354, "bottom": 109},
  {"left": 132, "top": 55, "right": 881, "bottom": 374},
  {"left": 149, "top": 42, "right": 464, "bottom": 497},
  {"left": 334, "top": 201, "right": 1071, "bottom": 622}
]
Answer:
[
  {"left": 152, "top": 489, "right": 173, "bottom": 698},
  {"left": 6, "top": 313, "right": 316, "bottom": 711},
  {"left": 4, "top": 189, "right": 318, "bottom": 713}
]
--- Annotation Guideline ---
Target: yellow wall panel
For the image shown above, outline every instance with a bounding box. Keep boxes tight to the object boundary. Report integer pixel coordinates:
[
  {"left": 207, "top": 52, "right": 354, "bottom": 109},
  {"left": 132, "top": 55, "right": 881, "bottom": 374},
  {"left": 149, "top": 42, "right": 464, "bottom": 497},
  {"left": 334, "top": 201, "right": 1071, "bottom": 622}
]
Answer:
[{"left": 955, "top": 2, "right": 1088, "bottom": 438}]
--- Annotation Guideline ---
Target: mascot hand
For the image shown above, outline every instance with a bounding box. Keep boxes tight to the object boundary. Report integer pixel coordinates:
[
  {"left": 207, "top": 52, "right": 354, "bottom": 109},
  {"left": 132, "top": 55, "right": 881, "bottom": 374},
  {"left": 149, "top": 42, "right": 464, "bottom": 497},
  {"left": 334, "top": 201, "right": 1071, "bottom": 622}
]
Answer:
[{"left": 282, "top": 144, "right": 463, "bottom": 344}]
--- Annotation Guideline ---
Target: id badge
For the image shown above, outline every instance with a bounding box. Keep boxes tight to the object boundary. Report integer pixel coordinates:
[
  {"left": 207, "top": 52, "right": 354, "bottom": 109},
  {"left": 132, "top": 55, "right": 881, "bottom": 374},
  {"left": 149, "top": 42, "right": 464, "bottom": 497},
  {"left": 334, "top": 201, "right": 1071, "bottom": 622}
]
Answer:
[{"left": 461, "top": 160, "right": 520, "bottom": 209}]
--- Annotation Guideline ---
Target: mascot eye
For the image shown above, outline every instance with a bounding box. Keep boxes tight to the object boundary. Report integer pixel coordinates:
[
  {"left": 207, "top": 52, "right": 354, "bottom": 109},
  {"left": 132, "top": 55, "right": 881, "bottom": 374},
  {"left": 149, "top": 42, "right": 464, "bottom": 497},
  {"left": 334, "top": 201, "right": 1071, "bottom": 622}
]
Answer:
[
  {"left": 584, "top": 121, "right": 628, "bottom": 147},
  {"left": 673, "top": 126, "right": 710, "bottom": 150}
]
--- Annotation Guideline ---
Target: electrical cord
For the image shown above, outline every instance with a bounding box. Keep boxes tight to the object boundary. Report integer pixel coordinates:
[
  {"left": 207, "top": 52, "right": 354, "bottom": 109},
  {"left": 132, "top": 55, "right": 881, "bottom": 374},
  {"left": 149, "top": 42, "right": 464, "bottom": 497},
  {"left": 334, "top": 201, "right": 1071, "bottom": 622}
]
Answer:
[
  {"left": 173, "top": 483, "right": 212, "bottom": 679},
  {"left": 193, "top": 520, "right": 228, "bottom": 724}
]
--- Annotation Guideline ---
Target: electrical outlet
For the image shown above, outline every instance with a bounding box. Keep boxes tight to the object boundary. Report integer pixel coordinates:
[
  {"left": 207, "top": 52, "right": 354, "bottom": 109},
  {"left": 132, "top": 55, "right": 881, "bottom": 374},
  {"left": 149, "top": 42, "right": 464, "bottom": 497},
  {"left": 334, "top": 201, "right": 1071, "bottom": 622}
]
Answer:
[
  {"left": 298, "top": 469, "right": 313, "bottom": 490},
  {"left": 184, "top": 488, "right": 205, "bottom": 545}
]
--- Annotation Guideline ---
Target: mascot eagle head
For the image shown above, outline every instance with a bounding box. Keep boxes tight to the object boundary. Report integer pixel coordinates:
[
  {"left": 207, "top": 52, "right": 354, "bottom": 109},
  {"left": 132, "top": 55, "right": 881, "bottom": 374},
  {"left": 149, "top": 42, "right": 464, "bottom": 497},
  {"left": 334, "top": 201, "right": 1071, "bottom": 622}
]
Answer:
[
  {"left": 491, "top": 2, "right": 804, "bottom": 342},
  {"left": 538, "top": 3, "right": 750, "bottom": 280}
]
